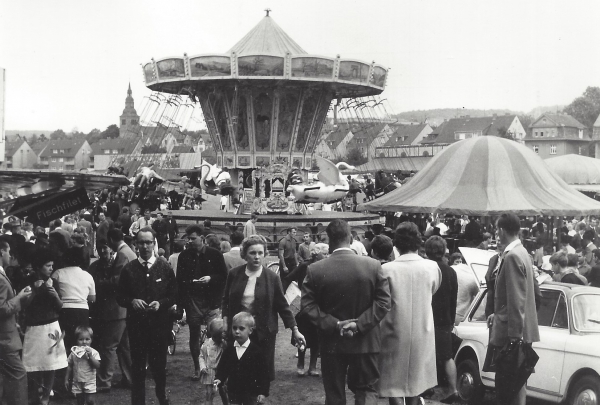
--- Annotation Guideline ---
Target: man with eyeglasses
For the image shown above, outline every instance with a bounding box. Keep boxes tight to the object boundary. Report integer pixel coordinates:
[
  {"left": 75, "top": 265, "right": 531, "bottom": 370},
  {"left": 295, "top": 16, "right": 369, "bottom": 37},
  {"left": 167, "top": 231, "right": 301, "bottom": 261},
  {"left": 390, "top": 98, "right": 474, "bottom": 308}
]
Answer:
[{"left": 117, "top": 227, "right": 177, "bottom": 405}]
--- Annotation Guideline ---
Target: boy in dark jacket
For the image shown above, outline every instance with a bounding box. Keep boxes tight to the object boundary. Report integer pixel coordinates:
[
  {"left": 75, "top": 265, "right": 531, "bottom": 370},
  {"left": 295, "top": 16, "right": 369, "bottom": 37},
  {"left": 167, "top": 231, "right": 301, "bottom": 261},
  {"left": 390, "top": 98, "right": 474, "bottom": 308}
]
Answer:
[{"left": 215, "top": 312, "right": 269, "bottom": 405}]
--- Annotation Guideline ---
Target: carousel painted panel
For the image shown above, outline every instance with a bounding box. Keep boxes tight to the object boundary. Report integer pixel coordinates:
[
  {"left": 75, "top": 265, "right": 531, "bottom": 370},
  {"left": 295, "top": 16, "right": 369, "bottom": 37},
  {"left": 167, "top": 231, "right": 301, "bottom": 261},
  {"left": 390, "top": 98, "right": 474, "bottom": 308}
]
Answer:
[
  {"left": 189, "top": 55, "right": 231, "bottom": 77},
  {"left": 256, "top": 156, "right": 270, "bottom": 167},
  {"left": 156, "top": 58, "right": 186, "bottom": 80},
  {"left": 338, "top": 60, "right": 370, "bottom": 84},
  {"left": 238, "top": 55, "right": 284, "bottom": 77},
  {"left": 237, "top": 155, "right": 251, "bottom": 167},
  {"left": 143, "top": 63, "right": 156, "bottom": 84},
  {"left": 291, "top": 57, "right": 334, "bottom": 79},
  {"left": 369, "top": 66, "right": 387, "bottom": 88}
]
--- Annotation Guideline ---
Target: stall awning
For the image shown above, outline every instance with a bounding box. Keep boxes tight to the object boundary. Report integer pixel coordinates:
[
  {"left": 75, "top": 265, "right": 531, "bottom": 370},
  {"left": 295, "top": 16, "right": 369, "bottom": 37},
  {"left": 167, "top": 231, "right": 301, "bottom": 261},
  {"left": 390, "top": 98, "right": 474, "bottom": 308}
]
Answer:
[{"left": 342, "top": 156, "right": 432, "bottom": 174}]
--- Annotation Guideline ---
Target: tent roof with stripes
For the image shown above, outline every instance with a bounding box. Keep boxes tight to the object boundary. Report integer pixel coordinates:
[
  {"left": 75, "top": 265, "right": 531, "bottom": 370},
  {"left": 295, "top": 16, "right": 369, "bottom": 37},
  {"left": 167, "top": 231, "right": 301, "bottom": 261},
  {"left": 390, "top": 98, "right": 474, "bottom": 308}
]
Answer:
[{"left": 358, "top": 136, "right": 600, "bottom": 216}]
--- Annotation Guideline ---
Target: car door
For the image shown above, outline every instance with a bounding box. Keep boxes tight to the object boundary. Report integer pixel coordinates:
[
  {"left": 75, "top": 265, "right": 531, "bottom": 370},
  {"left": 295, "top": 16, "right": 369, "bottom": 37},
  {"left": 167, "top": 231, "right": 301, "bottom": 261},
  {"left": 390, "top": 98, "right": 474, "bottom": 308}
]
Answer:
[{"left": 527, "top": 288, "right": 569, "bottom": 397}]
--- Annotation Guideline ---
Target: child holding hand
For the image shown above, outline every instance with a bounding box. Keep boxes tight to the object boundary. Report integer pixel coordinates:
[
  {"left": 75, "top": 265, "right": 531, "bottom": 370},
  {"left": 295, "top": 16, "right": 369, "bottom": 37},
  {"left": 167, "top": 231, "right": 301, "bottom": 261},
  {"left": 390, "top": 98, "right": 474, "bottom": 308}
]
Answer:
[
  {"left": 65, "top": 326, "right": 101, "bottom": 405},
  {"left": 214, "top": 312, "right": 269, "bottom": 405},
  {"left": 199, "top": 318, "right": 229, "bottom": 405}
]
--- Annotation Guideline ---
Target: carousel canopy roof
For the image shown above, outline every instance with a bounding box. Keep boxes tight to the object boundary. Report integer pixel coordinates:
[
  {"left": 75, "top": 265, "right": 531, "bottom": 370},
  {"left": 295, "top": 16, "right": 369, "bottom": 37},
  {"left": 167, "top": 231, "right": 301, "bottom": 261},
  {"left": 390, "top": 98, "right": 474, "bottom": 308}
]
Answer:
[
  {"left": 358, "top": 136, "right": 600, "bottom": 216},
  {"left": 545, "top": 154, "right": 600, "bottom": 189},
  {"left": 227, "top": 15, "right": 307, "bottom": 56}
]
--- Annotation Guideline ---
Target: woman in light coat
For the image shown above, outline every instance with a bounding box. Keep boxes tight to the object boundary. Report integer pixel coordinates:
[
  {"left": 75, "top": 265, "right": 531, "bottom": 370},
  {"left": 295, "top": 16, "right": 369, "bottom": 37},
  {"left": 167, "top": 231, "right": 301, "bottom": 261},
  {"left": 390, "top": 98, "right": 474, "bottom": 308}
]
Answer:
[{"left": 378, "top": 222, "right": 441, "bottom": 405}]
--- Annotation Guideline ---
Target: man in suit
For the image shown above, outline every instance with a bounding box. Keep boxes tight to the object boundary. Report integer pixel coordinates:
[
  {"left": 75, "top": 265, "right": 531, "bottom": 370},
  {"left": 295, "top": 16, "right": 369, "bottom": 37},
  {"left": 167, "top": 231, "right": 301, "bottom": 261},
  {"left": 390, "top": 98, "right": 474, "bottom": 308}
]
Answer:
[
  {"left": 89, "top": 229, "right": 136, "bottom": 391},
  {"left": 0, "top": 238, "right": 32, "bottom": 404},
  {"left": 301, "top": 219, "right": 391, "bottom": 405},
  {"left": 223, "top": 231, "right": 246, "bottom": 271},
  {"left": 489, "top": 213, "right": 540, "bottom": 405},
  {"left": 117, "top": 227, "right": 177, "bottom": 405},
  {"left": 152, "top": 212, "right": 171, "bottom": 257},
  {"left": 581, "top": 229, "right": 597, "bottom": 274}
]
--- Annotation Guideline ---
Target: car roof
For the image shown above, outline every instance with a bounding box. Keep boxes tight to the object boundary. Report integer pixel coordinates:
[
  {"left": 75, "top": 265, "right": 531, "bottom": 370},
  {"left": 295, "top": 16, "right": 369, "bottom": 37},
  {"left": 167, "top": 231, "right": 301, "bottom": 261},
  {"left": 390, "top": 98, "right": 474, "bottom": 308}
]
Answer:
[{"left": 539, "top": 281, "right": 600, "bottom": 296}]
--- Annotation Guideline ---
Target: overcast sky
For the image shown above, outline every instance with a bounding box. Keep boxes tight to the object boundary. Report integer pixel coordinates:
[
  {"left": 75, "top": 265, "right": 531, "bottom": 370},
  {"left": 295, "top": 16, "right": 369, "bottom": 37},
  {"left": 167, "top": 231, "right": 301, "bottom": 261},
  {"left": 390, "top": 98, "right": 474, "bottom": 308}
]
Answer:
[{"left": 1, "top": 0, "right": 599, "bottom": 132}]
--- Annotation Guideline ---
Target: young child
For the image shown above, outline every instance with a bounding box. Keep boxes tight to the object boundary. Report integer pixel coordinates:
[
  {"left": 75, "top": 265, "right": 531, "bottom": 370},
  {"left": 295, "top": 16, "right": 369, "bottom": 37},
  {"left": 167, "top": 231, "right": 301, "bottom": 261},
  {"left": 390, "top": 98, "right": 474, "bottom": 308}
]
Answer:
[
  {"left": 215, "top": 312, "right": 269, "bottom": 405},
  {"left": 199, "top": 319, "right": 228, "bottom": 405},
  {"left": 65, "top": 326, "right": 101, "bottom": 405}
]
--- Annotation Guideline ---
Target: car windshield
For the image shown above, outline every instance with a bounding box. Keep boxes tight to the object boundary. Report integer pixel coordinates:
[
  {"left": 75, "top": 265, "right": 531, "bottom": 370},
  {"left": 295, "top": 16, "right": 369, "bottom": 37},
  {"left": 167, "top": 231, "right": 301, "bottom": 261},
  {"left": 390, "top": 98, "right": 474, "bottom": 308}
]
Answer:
[{"left": 572, "top": 294, "right": 600, "bottom": 332}]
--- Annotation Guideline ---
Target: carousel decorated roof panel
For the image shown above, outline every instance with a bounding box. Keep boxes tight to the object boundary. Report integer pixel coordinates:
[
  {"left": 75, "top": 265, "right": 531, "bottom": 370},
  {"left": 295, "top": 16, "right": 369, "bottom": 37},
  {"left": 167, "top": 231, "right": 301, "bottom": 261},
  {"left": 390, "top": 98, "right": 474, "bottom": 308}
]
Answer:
[{"left": 142, "top": 14, "right": 388, "bottom": 98}]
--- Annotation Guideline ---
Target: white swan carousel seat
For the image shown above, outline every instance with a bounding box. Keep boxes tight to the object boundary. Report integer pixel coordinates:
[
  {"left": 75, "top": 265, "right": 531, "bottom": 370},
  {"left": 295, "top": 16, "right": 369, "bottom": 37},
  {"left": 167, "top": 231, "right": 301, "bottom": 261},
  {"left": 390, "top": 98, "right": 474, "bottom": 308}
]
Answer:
[{"left": 286, "top": 157, "right": 355, "bottom": 204}]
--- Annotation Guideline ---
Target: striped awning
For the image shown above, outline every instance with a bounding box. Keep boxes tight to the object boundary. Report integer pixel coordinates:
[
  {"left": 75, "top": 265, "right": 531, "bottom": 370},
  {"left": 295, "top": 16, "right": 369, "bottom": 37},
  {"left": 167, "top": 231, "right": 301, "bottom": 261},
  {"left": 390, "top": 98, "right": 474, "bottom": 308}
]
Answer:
[
  {"left": 342, "top": 156, "right": 432, "bottom": 174},
  {"left": 358, "top": 137, "right": 600, "bottom": 216},
  {"left": 545, "top": 154, "right": 600, "bottom": 191}
]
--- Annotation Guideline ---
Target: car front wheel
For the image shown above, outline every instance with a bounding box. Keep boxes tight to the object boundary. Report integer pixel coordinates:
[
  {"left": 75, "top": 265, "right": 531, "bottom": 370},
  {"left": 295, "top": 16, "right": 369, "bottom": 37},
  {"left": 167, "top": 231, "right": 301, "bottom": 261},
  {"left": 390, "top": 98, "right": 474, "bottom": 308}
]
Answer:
[
  {"left": 567, "top": 374, "right": 599, "bottom": 405},
  {"left": 457, "top": 358, "right": 485, "bottom": 405}
]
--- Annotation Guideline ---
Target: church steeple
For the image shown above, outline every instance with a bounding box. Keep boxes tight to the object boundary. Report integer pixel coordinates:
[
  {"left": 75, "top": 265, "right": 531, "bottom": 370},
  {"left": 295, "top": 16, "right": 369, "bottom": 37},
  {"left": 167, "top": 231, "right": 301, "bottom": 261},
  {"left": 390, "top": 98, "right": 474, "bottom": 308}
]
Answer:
[{"left": 120, "top": 83, "right": 140, "bottom": 137}]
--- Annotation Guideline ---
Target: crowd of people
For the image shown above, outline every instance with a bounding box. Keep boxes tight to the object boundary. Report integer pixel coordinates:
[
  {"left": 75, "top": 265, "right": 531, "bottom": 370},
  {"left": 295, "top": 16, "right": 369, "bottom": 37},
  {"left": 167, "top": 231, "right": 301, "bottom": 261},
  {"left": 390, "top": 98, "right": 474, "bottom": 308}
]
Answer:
[{"left": 2, "top": 199, "right": 600, "bottom": 405}]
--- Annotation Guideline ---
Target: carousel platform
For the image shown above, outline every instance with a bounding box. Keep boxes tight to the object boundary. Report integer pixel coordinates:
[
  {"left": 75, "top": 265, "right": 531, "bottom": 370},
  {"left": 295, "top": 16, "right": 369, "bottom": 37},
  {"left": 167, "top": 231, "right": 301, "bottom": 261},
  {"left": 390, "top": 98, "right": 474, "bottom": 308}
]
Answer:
[{"left": 167, "top": 209, "right": 383, "bottom": 246}]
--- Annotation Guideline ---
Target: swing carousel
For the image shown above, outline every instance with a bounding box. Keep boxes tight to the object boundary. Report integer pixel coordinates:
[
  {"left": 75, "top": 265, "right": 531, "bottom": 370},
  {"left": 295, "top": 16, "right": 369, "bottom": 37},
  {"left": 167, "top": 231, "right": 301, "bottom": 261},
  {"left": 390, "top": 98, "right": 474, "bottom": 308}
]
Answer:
[{"left": 138, "top": 11, "right": 390, "bottom": 238}]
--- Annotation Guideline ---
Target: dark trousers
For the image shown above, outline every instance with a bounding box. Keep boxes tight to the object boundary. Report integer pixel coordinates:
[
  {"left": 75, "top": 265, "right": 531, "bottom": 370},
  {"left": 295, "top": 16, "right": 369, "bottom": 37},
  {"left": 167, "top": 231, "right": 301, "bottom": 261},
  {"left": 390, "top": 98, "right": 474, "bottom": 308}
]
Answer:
[
  {"left": 281, "top": 258, "right": 297, "bottom": 285},
  {"left": 249, "top": 332, "right": 276, "bottom": 382},
  {"left": 495, "top": 350, "right": 527, "bottom": 405},
  {"left": 93, "top": 318, "right": 132, "bottom": 388},
  {"left": 128, "top": 321, "right": 169, "bottom": 405},
  {"left": 321, "top": 353, "right": 379, "bottom": 405},
  {"left": 0, "top": 349, "right": 27, "bottom": 405},
  {"left": 59, "top": 308, "right": 90, "bottom": 354}
]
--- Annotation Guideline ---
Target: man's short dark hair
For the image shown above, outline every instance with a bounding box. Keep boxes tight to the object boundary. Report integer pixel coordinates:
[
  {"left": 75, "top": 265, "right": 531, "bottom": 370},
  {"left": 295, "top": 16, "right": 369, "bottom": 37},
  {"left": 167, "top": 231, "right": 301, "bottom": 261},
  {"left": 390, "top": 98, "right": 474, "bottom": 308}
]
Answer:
[
  {"left": 230, "top": 231, "right": 244, "bottom": 246},
  {"left": 122, "top": 207, "right": 129, "bottom": 213},
  {"left": 250, "top": 213, "right": 258, "bottom": 220},
  {"left": 203, "top": 219, "right": 212, "bottom": 228},
  {"left": 186, "top": 224, "right": 206, "bottom": 236},
  {"left": 286, "top": 227, "right": 297, "bottom": 234},
  {"left": 107, "top": 228, "right": 124, "bottom": 242},
  {"left": 394, "top": 222, "right": 422, "bottom": 254},
  {"left": 424, "top": 235, "right": 447, "bottom": 261},
  {"left": 583, "top": 229, "right": 596, "bottom": 243},
  {"left": 137, "top": 227, "right": 156, "bottom": 240},
  {"left": 371, "top": 235, "right": 393, "bottom": 260},
  {"left": 0, "top": 239, "right": 10, "bottom": 252},
  {"left": 364, "top": 230, "right": 374, "bottom": 241},
  {"left": 326, "top": 220, "right": 350, "bottom": 246},
  {"left": 497, "top": 213, "right": 521, "bottom": 236}
]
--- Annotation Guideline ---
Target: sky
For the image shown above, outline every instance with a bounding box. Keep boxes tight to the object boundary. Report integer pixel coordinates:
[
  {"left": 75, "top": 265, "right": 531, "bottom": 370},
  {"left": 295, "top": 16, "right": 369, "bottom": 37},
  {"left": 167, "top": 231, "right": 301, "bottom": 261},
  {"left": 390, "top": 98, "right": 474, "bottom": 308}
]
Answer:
[{"left": 1, "top": 0, "right": 600, "bottom": 133}]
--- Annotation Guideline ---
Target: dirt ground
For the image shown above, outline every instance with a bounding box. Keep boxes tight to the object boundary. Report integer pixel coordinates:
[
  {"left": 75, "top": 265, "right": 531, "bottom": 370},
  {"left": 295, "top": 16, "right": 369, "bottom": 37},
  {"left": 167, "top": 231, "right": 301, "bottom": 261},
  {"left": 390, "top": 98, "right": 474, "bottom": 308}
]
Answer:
[{"left": 48, "top": 317, "right": 556, "bottom": 405}]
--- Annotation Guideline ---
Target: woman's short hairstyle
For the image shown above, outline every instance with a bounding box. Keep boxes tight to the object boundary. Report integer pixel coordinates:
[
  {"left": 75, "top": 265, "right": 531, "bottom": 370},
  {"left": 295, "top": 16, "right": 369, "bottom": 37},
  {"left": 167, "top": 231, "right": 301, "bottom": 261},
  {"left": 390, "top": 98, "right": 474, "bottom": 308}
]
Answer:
[
  {"left": 549, "top": 251, "right": 568, "bottom": 268},
  {"left": 497, "top": 213, "right": 521, "bottom": 236},
  {"left": 32, "top": 247, "right": 55, "bottom": 270},
  {"left": 371, "top": 235, "right": 393, "bottom": 260},
  {"left": 232, "top": 311, "right": 255, "bottom": 328},
  {"left": 64, "top": 246, "right": 87, "bottom": 268},
  {"left": 567, "top": 253, "right": 580, "bottom": 267},
  {"left": 393, "top": 222, "right": 422, "bottom": 254},
  {"left": 220, "top": 241, "right": 231, "bottom": 253},
  {"left": 205, "top": 234, "right": 221, "bottom": 250},
  {"left": 483, "top": 232, "right": 492, "bottom": 241},
  {"left": 424, "top": 236, "right": 447, "bottom": 261},
  {"left": 71, "top": 233, "right": 86, "bottom": 246},
  {"left": 448, "top": 252, "right": 464, "bottom": 265},
  {"left": 240, "top": 235, "right": 268, "bottom": 258}
]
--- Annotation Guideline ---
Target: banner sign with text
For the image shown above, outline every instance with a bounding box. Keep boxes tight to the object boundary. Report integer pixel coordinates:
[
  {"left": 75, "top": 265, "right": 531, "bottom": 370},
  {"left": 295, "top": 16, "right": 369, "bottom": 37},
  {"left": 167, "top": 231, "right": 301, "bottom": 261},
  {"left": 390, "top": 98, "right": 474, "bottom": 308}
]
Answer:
[{"left": 20, "top": 187, "right": 90, "bottom": 225}]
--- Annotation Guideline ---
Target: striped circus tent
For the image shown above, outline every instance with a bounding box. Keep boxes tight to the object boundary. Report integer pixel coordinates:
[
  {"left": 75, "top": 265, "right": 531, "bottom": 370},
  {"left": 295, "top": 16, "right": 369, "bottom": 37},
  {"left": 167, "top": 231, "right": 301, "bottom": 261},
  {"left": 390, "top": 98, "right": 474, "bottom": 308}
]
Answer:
[
  {"left": 358, "top": 136, "right": 600, "bottom": 216},
  {"left": 545, "top": 154, "right": 600, "bottom": 193}
]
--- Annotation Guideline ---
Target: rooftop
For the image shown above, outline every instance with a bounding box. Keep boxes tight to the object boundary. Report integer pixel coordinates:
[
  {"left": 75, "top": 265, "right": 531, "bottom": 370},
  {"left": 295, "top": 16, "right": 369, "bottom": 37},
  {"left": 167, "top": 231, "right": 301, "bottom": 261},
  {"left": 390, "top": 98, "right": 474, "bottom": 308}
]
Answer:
[
  {"left": 40, "top": 139, "right": 88, "bottom": 158},
  {"left": 530, "top": 113, "right": 587, "bottom": 129},
  {"left": 422, "top": 114, "right": 517, "bottom": 144},
  {"left": 227, "top": 15, "right": 307, "bottom": 56},
  {"left": 383, "top": 124, "right": 429, "bottom": 147}
]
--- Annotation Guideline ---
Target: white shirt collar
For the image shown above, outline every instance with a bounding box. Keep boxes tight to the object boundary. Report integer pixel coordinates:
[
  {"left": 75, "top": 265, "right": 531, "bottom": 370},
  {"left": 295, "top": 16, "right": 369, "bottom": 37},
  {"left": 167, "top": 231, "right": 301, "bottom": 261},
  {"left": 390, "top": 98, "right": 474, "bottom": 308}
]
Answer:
[
  {"left": 234, "top": 339, "right": 250, "bottom": 349},
  {"left": 117, "top": 241, "right": 127, "bottom": 250},
  {"left": 138, "top": 255, "right": 156, "bottom": 267},
  {"left": 587, "top": 242, "right": 593, "bottom": 248},
  {"left": 230, "top": 246, "right": 241, "bottom": 251},
  {"left": 332, "top": 247, "right": 354, "bottom": 253},
  {"left": 503, "top": 239, "right": 522, "bottom": 254}
]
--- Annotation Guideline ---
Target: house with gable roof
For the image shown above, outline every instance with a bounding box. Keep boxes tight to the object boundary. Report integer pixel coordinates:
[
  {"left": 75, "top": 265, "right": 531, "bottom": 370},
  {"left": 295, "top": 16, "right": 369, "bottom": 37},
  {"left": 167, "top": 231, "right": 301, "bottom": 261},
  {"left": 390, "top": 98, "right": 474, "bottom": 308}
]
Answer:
[
  {"left": 421, "top": 114, "right": 525, "bottom": 145},
  {"left": 90, "top": 137, "right": 142, "bottom": 171},
  {"left": 376, "top": 123, "right": 433, "bottom": 158},
  {"left": 1, "top": 138, "right": 37, "bottom": 169},
  {"left": 39, "top": 139, "right": 92, "bottom": 171},
  {"left": 523, "top": 113, "right": 590, "bottom": 159}
]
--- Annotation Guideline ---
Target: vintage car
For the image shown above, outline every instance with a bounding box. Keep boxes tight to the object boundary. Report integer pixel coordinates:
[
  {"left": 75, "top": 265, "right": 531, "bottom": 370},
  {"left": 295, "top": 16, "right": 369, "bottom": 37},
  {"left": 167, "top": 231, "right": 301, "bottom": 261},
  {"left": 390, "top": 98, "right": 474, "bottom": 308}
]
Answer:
[{"left": 455, "top": 282, "right": 600, "bottom": 405}]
